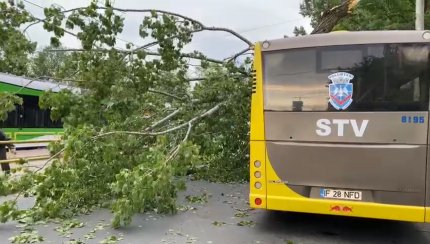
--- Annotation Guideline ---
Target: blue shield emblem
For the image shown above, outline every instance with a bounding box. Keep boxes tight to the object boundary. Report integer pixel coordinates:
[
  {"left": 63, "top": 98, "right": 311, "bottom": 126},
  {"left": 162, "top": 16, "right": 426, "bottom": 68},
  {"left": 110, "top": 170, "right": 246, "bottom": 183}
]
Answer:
[{"left": 328, "top": 72, "right": 354, "bottom": 110}]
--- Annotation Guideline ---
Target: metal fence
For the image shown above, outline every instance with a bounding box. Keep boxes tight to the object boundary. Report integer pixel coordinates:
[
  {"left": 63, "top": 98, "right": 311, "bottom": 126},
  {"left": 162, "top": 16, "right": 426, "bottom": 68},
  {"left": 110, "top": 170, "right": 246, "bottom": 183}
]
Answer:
[{"left": 0, "top": 139, "right": 60, "bottom": 165}]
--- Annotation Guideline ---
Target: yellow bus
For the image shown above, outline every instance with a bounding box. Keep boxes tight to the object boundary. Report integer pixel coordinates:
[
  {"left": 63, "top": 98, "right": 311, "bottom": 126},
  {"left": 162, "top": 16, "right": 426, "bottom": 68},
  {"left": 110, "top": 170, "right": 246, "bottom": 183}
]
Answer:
[{"left": 250, "top": 30, "right": 430, "bottom": 222}]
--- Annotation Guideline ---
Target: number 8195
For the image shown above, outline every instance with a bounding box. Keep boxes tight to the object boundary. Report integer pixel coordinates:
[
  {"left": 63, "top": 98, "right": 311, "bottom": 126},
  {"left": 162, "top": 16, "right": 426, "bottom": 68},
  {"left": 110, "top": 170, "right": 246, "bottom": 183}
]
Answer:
[{"left": 401, "top": 116, "right": 425, "bottom": 124}]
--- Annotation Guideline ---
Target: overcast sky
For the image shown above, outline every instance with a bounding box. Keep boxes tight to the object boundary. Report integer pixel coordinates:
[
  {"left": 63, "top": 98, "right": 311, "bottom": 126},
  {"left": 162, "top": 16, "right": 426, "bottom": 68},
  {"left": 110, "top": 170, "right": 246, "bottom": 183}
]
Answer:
[{"left": 23, "top": 0, "right": 312, "bottom": 60}]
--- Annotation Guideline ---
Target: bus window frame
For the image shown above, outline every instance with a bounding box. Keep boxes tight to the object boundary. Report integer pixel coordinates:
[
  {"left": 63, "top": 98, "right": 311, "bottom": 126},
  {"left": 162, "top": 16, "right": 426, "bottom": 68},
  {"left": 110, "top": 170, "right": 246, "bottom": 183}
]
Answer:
[{"left": 316, "top": 45, "right": 369, "bottom": 73}]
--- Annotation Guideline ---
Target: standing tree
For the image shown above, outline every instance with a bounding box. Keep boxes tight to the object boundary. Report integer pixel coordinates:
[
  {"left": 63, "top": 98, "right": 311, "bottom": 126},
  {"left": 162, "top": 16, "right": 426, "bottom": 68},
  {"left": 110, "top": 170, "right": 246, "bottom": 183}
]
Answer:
[
  {"left": 298, "top": 0, "right": 360, "bottom": 34},
  {"left": 29, "top": 45, "right": 77, "bottom": 80},
  {"left": 293, "top": 26, "right": 307, "bottom": 36},
  {"left": 0, "top": 2, "right": 36, "bottom": 75},
  {"left": 0, "top": 2, "right": 32, "bottom": 124},
  {"left": 297, "top": 0, "right": 430, "bottom": 34},
  {"left": 335, "top": 0, "right": 424, "bottom": 30}
]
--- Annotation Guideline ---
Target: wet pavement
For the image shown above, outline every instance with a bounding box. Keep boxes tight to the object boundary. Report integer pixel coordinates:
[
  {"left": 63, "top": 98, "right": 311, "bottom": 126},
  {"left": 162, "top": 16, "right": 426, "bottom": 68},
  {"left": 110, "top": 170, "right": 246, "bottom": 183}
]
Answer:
[{"left": 1, "top": 180, "right": 430, "bottom": 244}]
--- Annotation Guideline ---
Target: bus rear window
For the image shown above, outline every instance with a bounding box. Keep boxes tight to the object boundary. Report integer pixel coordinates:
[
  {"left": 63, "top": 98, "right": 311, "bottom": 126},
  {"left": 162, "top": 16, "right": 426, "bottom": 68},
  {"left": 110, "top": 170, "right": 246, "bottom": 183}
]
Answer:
[{"left": 263, "top": 44, "right": 430, "bottom": 112}]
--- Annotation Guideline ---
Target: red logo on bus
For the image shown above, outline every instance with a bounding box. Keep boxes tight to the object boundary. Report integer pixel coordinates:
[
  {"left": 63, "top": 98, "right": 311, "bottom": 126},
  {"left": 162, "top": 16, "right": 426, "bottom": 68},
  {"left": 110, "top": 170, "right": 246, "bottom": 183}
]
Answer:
[
  {"left": 330, "top": 205, "right": 341, "bottom": 212},
  {"left": 342, "top": 206, "right": 353, "bottom": 212},
  {"left": 329, "top": 205, "right": 353, "bottom": 213}
]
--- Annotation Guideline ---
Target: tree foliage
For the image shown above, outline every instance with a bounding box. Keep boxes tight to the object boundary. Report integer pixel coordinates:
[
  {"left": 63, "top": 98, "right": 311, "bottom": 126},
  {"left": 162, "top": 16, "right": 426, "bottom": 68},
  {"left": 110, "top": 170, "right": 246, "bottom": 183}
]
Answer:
[
  {"left": 298, "top": 0, "right": 430, "bottom": 34},
  {"left": 0, "top": 1, "right": 36, "bottom": 75},
  {"left": 29, "top": 46, "right": 76, "bottom": 79},
  {"left": 0, "top": 0, "right": 251, "bottom": 230},
  {"left": 298, "top": 0, "right": 360, "bottom": 34},
  {"left": 293, "top": 26, "right": 307, "bottom": 36},
  {"left": 191, "top": 63, "right": 251, "bottom": 182},
  {"left": 0, "top": 92, "right": 22, "bottom": 121},
  {"left": 300, "top": 0, "right": 344, "bottom": 28},
  {"left": 0, "top": 1, "right": 33, "bottom": 122},
  {"left": 336, "top": 0, "right": 418, "bottom": 31},
  {"left": 0, "top": 0, "right": 425, "bottom": 239}
]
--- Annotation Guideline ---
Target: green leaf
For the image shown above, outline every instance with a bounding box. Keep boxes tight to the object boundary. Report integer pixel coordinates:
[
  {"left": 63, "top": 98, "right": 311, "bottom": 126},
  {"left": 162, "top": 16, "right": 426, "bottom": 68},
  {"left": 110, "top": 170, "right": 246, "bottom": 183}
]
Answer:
[
  {"left": 237, "top": 220, "right": 255, "bottom": 227},
  {"left": 212, "top": 221, "right": 226, "bottom": 227},
  {"left": 50, "top": 37, "right": 61, "bottom": 48}
]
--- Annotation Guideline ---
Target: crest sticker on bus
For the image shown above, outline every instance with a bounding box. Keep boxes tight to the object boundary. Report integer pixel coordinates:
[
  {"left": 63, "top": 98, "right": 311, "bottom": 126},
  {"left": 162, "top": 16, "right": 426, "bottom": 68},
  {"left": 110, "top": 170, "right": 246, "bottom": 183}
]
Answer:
[{"left": 328, "top": 72, "right": 354, "bottom": 110}]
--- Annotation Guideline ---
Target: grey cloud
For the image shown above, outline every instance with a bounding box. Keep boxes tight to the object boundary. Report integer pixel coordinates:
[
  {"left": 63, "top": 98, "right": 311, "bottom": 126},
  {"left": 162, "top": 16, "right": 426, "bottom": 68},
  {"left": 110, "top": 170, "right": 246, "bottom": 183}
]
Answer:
[{"left": 24, "top": 0, "right": 311, "bottom": 59}]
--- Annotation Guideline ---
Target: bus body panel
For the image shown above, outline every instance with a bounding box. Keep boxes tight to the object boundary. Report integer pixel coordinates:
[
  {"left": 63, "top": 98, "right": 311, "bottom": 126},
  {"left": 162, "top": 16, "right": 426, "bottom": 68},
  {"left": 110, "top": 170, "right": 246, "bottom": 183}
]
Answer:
[
  {"left": 426, "top": 124, "right": 430, "bottom": 222},
  {"left": 250, "top": 43, "right": 265, "bottom": 141},
  {"left": 425, "top": 207, "right": 430, "bottom": 222},
  {"left": 249, "top": 42, "right": 267, "bottom": 209},
  {"left": 249, "top": 140, "right": 267, "bottom": 209},
  {"left": 264, "top": 112, "right": 428, "bottom": 144},
  {"left": 263, "top": 111, "right": 428, "bottom": 206},
  {"left": 264, "top": 153, "right": 425, "bottom": 222},
  {"left": 266, "top": 141, "right": 426, "bottom": 205},
  {"left": 250, "top": 31, "right": 430, "bottom": 222}
]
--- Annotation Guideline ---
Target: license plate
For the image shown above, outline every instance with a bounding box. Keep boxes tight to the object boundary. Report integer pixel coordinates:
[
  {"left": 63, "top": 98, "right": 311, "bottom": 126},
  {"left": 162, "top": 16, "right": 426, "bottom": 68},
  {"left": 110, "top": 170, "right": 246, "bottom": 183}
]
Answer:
[{"left": 320, "top": 188, "right": 362, "bottom": 200}]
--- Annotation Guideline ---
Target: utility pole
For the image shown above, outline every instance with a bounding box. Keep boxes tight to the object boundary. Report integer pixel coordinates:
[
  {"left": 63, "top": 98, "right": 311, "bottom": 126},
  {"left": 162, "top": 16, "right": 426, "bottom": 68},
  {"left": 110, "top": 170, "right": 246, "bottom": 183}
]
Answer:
[{"left": 416, "top": 0, "right": 425, "bottom": 30}]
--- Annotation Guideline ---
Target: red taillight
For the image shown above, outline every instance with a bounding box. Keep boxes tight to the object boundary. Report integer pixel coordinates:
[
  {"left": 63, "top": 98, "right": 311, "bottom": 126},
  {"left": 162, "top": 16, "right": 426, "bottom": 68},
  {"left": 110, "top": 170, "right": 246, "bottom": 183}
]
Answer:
[{"left": 255, "top": 198, "right": 262, "bottom": 205}]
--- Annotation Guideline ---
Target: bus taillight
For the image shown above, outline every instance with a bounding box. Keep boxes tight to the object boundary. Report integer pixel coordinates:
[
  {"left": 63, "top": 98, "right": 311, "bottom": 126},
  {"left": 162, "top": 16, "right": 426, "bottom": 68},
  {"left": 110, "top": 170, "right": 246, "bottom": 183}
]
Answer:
[{"left": 255, "top": 198, "right": 262, "bottom": 206}]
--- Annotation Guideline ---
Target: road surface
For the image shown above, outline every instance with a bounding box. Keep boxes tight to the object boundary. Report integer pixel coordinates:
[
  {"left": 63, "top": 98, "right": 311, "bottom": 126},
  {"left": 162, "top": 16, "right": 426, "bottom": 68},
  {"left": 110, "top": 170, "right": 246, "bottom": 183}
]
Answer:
[{"left": 1, "top": 180, "right": 430, "bottom": 244}]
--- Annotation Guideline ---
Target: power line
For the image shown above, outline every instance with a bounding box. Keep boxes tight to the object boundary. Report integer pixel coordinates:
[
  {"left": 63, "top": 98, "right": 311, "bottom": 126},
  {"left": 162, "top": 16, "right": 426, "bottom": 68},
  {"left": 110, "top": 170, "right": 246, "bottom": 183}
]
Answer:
[{"left": 22, "top": 0, "right": 44, "bottom": 9}]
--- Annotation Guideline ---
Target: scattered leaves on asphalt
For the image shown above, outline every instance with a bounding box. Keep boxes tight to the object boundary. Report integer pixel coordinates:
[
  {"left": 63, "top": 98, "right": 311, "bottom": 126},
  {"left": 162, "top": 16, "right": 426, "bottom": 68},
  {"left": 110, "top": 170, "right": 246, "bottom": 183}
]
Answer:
[
  {"left": 237, "top": 220, "right": 255, "bottom": 227},
  {"left": 84, "top": 232, "right": 96, "bottom": 240},
  {"left": 8, "top": 229, "right": 44, "bottom": 243},
  {"left": 177, "top": 205, "right": 198, "bottom": 212},
  {"left": 185, "top": 192, "right": 211, "bottom": 204},
  {"left": 54, "top": 219, "right": 85, "bottom": 237},
  {"left": 100, "top": 235, "right": 123, "bottom": 244},
  {"left": 212, "top": 221, "right": 226, "bottom": 227},
  {"left": 67, "top": 239, "right": 85, "bottom": 244},
  {"left": 234, "top": 211, "right": 249, "bottom": 218}
]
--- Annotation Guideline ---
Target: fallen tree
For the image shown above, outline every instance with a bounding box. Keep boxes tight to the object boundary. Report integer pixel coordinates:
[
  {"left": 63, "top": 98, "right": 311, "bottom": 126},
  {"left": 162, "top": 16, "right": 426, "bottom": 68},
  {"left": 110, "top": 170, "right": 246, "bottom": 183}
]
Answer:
[{"left": 0, "top": 0, "right": 252, "bottom": 232}]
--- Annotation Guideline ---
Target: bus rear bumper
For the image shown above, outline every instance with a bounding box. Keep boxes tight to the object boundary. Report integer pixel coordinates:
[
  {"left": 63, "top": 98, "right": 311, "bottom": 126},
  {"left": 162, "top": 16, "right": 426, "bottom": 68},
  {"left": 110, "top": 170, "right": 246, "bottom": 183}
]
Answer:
[
  {"left": 424, "top": 208, "right": 430, "bottom": 223},
  {"left": 265, "top": 196, "right": 425, "bottom": 222}
]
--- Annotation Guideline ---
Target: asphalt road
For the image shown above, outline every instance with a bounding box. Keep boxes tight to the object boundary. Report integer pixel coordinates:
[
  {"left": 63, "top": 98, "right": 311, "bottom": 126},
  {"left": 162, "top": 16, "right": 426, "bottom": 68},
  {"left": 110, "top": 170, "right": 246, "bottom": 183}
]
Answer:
[{"left": 1, "top": 180, "right": 430, "bottom": 244}]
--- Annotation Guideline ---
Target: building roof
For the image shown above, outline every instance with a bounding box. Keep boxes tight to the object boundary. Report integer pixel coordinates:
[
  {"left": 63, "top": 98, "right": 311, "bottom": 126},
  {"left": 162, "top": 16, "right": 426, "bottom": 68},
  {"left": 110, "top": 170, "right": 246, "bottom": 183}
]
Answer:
[{"left": 0, "top": 72, "right": 75, "bottom": 95}]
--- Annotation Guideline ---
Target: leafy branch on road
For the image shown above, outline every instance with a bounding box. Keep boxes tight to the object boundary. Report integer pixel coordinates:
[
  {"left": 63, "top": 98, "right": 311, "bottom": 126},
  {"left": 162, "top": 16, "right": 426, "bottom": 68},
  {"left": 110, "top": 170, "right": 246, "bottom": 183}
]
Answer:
[{"left": 0, "top": 0, "right": 251, "bottom": 233}]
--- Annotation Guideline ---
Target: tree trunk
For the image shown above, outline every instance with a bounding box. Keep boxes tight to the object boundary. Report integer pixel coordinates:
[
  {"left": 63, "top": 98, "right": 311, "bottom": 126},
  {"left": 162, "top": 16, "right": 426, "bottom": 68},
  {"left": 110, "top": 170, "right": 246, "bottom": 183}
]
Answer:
[{"left": 311, "top": 0, "right": 360, "bottom": 34}]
